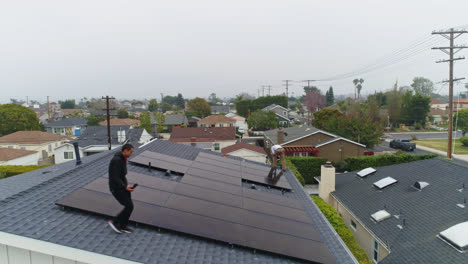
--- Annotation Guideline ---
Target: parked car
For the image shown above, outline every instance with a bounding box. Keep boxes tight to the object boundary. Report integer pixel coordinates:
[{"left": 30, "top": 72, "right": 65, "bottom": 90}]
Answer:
[{"left": 389, "top": 139, "right": 416, "bottom": 151}]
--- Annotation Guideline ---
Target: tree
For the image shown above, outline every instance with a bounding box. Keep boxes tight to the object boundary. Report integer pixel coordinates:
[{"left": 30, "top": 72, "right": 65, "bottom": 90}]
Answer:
[
  {"left": 59, "top": 99, "right": 76, "bottom": 109},
  {"left": 153, "top": 112, "right": 165, "bottom": 133},
  {"left": 304, "top": 86, "right": 320, "bottom": 93},
  {"left": 175, "top": 93, "right": 185, "bottom": 109},
  {"left": 208, "top": 93, "right": 223, "bottom": 106},
  {"left": 247, "top": 110, "right": 278, "bottom": 130},
  {"left": 138, "top": 111, "right": 152, "bottom": 134},
  {"left": 303, "top": 90, "right": 326, "bottom": 113},
  {"left": 325, "top": 86, "right": 335, "bottom": 106},
  {"left": 148, "top": 99, "right": 159, "bottom": 112},
  {"left": 312, "top": 109, "right": 345, "bottom": 129},
  {"left": 401, "top": 91, "right": 431, "bottom": 126},
  {"left": 117, "top": 108, "right": 129, "bottom": 119},
  {"left": 162, "top": 95, "right": 178, "bottom": 106},
  {"left": 85, "top": 114, "right": 101, "bottom": 126},
  {"left": 0, "top": 104, "right": 41, "bottom": 136},
  {"left": 187, "top": 97, "right": 211, "bottom": 118},
  {"left": 161, "top": 102, "right": 172, "bottom": 113},
  {"left": 64, "top": 109, "right": 87, "bottom": 118},
  {"left": 352, "top": 78, "right": 364, "bottom": 100},
  {"left": 411, "top": 77, "right": 434, "bottom": 96},
  {"left": 387, "top": 83, "right": 402, "bottom": 127},
  {"left": 454, "top": 109, "right": 468, "bottom": 136},
  {"left": 235, "top": 95, "right": 287, "bottom": 118}
]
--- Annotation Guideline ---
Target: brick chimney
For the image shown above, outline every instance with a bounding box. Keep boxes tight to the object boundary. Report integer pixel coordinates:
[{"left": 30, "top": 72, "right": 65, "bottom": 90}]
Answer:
[
  {"left": 318, "top": 162, "right": 335, "bottom": 204},
  {"left": 277, "top": 127, "right": 284, "bottom": 145}
]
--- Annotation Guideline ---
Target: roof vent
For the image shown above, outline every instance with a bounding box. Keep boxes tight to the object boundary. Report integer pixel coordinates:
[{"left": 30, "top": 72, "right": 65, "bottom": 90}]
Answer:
[
  {"left": 439, "top": 221, "right": 468, "bottom": 252},
  {"left": 413, "top": 181, "right": 429, "bottom": 191},
  {"left": 371, "top": 210, "right": 391, "bottom": 222},
  {"left": 373, "top": 177, "right": 398, "bottom": 190},
  {"left": 357, "top": 167, "right": 376, "bottom": 178}
]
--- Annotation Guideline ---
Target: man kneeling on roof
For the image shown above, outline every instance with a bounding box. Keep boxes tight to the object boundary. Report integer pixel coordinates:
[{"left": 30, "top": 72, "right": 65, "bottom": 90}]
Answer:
[{"left": 271, "top": 144, "right": 287, "bottom": 171}]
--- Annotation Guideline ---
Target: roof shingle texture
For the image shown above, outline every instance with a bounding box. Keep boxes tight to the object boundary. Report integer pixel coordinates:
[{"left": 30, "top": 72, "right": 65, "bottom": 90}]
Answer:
[
  {"left": 0, "top": 148, "right": 37, "bottom": 161},
  {"left": 99, "top": 119, "right": 140, "bottom": 126},
  {"left": 75, "top": 126, "right": 144, "bottom": 148},
  {"left": 0, "top": 140, "right": 357, "bottom": 264},
  {"left": 332, "top": 158, "right": 468, "bottom": 264},
  {"left": 150, "top": 114, "right": 188, "bottom": 126},
  {"left": 199, "top": 115, "right": 236, "bottom": 125},
  {"left": 46, "top": 117, "right": 87, "bottom": 128},
  {"left": 263, "top": 126, "right": 323, "bottom": 145},
  {"left": 0, "top": 131, "right": 72, "bottom": 144},
  {"left": 169, "top": 127, "right": 236, "bottom": 142}
]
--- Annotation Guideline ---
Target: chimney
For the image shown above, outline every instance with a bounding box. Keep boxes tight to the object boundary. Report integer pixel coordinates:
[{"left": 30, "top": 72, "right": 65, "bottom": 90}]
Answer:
[
  {"left": 318, "top": 162, "right": 335, "bottom": 204},
  {"left": 277, "top": 127, "right": 285, "bottom": 145},
  {"left": 73, "top": 142, "right": 82, "bottom": 166},
  {"left": 190, "top": 137, "right": 197, "bottom": 142}
]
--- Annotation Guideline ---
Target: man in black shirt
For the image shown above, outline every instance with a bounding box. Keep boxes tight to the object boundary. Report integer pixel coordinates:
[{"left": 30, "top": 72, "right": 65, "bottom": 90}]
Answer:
[{"left": 107, "top": 144, "right": 135, "bottom": 234}]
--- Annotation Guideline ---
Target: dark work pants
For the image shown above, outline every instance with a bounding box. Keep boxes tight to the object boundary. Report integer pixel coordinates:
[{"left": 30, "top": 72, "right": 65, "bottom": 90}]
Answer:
[{"left": 111, "top": 189, "right": 134, "bottom": 228}]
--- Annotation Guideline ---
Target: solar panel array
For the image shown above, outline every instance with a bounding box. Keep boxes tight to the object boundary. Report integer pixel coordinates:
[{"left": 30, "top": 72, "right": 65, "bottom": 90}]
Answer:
[{"left": 57, "top": 151, "right": 335, "bottom": 263}]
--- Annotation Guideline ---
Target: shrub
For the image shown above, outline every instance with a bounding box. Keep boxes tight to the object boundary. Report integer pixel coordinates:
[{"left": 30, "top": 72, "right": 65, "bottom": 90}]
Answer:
[
  {"left": 284, "top": 158, "right": 305, "bottom": 186},
  {"left": 287, "top": 157, "right": 328, "bottom": 184},
  {"left": 311, "top": 196, "right": 372, "bottom": 264},
  {"left": 460, "top": 137, "right": 468, "bottom": 147},
  {"left": 344, "top": 153, "right": 437, "bottom": 171},
  {"left": 0, "top": 165, "right": 51, "bottom": 179}
]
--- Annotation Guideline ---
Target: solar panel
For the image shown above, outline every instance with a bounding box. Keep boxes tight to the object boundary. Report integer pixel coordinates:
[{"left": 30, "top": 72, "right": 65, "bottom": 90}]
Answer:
[
  {"left": 139, "top": 151, "right": 194, "bottom": 166},
  {"left": 57, "top": 154, "right": 336, "bottom": 263},
  {"left": 190, "top": 161, "right": 241, "bottom": 178},
  {"left": 195, "top": 156, "right": 241, "bottom": 171},
  {"left": 129, "top": 155, "right": 190, "bottom": 174},
  {"left": 242, "top": 173, "right": 292, "bottom": 190},
  {"left": 373, "top": 177, "right": 398, "bottom": 189},
  {"left": 197, "top": 152, "right": 241, "bottom": 165}
]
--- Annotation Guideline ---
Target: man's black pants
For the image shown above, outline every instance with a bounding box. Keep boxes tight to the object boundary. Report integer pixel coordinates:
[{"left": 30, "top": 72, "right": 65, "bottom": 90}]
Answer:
[{"left": 110, "top": 189, "right": 134, "bottom": 228}]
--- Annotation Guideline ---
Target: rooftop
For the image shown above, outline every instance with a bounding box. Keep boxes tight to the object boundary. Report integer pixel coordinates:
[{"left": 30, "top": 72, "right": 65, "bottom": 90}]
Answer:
[
  {"left": 0, "top": 148, "right": 37, "bottom": 161},
  {"left": 198, "top": 115, "right": 236, "bottom": 124},
  {"left": 0, "top": 131, "right": 72, "bottom": 145},
  {"left": 170, "top": 127, "right": 237, "bottom": 142},
  {"left": 263, "top": 126, "right": 329, "bottom": 145},
  {"left": 221, "top": 142, "right": 266, "bottom": 155},
  {"left": 150, "top": 114, "right": 188, "bottom": 126},
  {"left": 45, "top": 117, "right": 88, "bottom": 128},
  {"left": 98, "top": 118, "right": 140, "bottom": 126}
]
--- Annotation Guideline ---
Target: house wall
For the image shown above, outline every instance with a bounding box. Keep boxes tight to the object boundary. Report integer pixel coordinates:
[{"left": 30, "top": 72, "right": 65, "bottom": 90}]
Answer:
[
  {"left": 225, "top": 149, "right": 267, "bottom": 163},
  {"left": 0, "top": 141, "right": 67, "bottom": 160},
  {"left": 316, "top": 140, "right": 365, "bottom": 163},
  {"left": 431, "top": 103, "right": 448, "bottom": 110},
  {"left": 211, "top": 140, "right": 237, "bottom": 152},
  {"left": 199, "top": 122, "right": 235, "bottom": 128},
  {"left": 47, "top": 126, "right": 82, "bottom": 136},
  {"left": 271, "top": 107, "right": 289, "bottom": 119},
  {"left": 454, "top": 102, "right": 468, "bottom": 112},
  {"left": 54, "top": 144, "right": 84, "bottom": 164},
  {"left": 0, "top": 153, "right": 39, "bottom": 166},
  {"left": 329, "top": 196, "right": 390, "bottom": 263},
  {"left": 0, "top": 244, "right": 86, "bottom": 264},
  {"left": 284, "top": 133, "right": 335, "bottom": 147}
]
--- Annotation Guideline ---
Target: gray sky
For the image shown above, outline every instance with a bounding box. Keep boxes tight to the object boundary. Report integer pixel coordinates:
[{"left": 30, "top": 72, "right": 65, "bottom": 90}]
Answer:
[{"left": 1, "top": 0, "right": 468, "bottom": 103}]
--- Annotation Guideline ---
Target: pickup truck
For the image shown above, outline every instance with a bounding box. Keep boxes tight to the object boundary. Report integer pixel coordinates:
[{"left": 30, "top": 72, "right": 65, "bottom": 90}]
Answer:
[{"left": 389, "top": 139, "right": 416, "bottom": 151}]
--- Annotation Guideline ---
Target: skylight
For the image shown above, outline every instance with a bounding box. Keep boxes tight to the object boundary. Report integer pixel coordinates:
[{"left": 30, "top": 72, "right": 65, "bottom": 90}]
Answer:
[
  {"left": 371, "top": 210, "right": 391, "bottom": 222},
  {"left": 413, "top": 181, "right": 429, "bottom": 191},
  {"left": 373, "top": 177, "right": 398, "bottom": 190},
  {"left": 439, "top": 221, "right": 468, "bottom": 252},
  {"left": 356, "top": 167, "right": 376, "bottom": 178}
]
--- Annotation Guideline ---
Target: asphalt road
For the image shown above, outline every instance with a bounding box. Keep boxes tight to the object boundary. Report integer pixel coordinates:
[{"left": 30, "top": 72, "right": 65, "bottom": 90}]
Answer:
[{"left": 384, "top": 131, "right": 462, "bottom": 140}]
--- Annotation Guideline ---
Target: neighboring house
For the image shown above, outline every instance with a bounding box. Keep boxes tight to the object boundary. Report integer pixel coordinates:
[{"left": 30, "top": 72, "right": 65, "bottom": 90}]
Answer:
[
  {"left": 0, "top": 131, "right": 71, "bottom": 161},
  {"left": 317, "top": 158, "right": 467, "bottom": 264},
  {"left": 98, "top": 118, "right": 140, "bottom": 127},
  {"left": 262, "top": 104, "right": 290, "bottom": 127},
  {"left": 0, "top": 139, "right": 357, "bottom": 264},
  {"left": 127, "top": 108, "right": 146, "bottom": 117},
  {"left": 429, "top": 108, "right": 449, "bottom": 124},
  {"left": 198, "top": 115, "right": 236, "bottom": 128},
  {"left": 150, "top": 114, "right": 188, "bottom": 133},
  {"left": 263, "top": 126, "right": 366, "bottom": 162},
  {"left": 121, "top": 100, "right": 133, "bottom": 108},
  {"left": 211, "top": 105, "right": 231, "bottom": 114},
  {"left": 46, "top": 117, "right": 87, "bottom": 136},
  {"left": 430, "top": 98, "right": 448, "bottom": 110},
  {"left": 0, "top": 148, "right": 39, "bottom": 165},
  {"left": 188, "top": 116, "right": 201, "bottom": 127},
  {"left": 54, "top": 126, "right": 152, "bottom": 164},
  {"left": 221, "top": 142, "right": 267, "bottom": 163},
  {"left": 226, "top": 113, "right": 248, "bottom": 132},
  {"left": 454, "top": 98, "right": 468, "bottom": 112},
  {"left": 60, "top": 109, "right": 84, "bottom": 117},
  {"left": 169, "top": 127, "right": 237, "bottom": 152}
]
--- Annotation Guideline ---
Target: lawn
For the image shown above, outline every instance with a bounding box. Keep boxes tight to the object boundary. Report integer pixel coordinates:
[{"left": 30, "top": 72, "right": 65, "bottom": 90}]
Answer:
[{"left": 412, "top": 138, "right": 468, "bottom": 154}]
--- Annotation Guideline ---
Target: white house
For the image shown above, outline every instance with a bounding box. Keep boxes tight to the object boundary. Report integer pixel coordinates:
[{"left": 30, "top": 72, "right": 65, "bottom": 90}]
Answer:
[
  {"left": 46, "top": 117, "right": 87, "bottom": 137},
  {"left": 221, "top": 142, "right": 267, "bottom": 163},
  {"left": 225, "top": 113, "right": 248, "bottom": 132},
  {"left": 0, "top": 148, "right": 39, "bottom": 165}
]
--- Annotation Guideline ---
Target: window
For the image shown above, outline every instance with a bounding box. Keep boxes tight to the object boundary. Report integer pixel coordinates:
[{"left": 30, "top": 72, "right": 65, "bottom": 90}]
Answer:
[
  {"left": 229, "top": 123, "right": 233, "bottom": 127},
  {"left": 8, "top": 146, "right": 13, "bottom": 149},
  {"left": 213, "top": 143, "right": 220, "bottom": 151},
  {"left": 220, "top": 123, "right": 224, "bottom": 127},
  {"left": 20, "top": 147, "right": 26, "bottom": 150},
  {"left": 64, "top": 152, "right": 74, "bottom": 160},
  {"left": 373, "top": 239, "right": 379, "bottom": 263},
  {"left": 350, "top": 220, "right": 357, "bottom": 230},
  {"left": 48, "top": 145, "right": 52, "bottom": 152},
  {"left": 283, "top": 111, "right": 287, "bottom": 116}
]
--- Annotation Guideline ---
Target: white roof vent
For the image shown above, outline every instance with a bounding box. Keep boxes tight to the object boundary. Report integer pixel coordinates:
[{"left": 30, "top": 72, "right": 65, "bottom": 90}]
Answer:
[
  {"left": 371, "top": 210, "right": 391, "bottom": 222},
  {"left": 439, "top": 221, "right": 468, "bottom": 252},
  {"left": 373, "top": 177, "right": 398, "bottom": 190},
  {"left": 357, "top": 167, "right": 376, "bottom": 178},
  {"left": 413, "top": 181, "right": 429, "bottom": 191}
]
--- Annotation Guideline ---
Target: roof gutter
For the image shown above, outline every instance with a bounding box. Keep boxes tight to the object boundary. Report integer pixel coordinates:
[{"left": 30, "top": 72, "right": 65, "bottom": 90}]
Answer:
[{"left": 0, "top": 231, "right": 141, "bottom": 264}]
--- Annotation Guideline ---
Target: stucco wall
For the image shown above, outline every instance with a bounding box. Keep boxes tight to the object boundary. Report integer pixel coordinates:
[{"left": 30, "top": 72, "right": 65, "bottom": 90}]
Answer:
[
  {"left": 225, "top": 149, "right": 267, "bottom": 163},
  {"left": 316, "top": 140, "right": 365, "bottom": 163},
  {"left": 0, "top": 243, "right": 87, "bottom": 264},
  {"left": 0, "top": 153, "right": 39, "bottom": 166}
]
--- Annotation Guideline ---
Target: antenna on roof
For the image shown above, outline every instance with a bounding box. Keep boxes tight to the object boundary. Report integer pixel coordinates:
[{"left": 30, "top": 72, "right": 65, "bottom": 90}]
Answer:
[
  {"left": 397, "top": 219, "right": 406, "bottom": 230},
  {"left": 456, "top": 197, "right": 466, "bottom": 208},
  {"left": 394, "top": 209, "right": 403, "bottom": 219},
  {"left": 457, "top": 183, "right": 465, "bottom": 192}
]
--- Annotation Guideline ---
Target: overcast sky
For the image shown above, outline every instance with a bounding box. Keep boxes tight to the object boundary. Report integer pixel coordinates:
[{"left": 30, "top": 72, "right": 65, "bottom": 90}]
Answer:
[{"left": 1, "top": 0, "right": 467, "bottom": 103}]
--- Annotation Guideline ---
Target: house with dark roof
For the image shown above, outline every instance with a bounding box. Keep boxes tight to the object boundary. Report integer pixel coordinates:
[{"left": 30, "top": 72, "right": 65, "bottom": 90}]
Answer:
[
  {"left": 0, "top": 148, "right": 39, "bottom": 165},
  {"left": 98, "top": 118, "right": 140, "bottom": 127},
  {"left": 54, "top": 126, "right": 152, "bottom": 164},
  {"left": 188, "top": 116, "right": 201, "bottom": 127},
  {"left": 46, "top": 117, "right": 88, "bottom": 136},
  {"left": 262, "top": 104, "right": 291, "bottom": 127},
  {"left": 0, "top": 139, "right": 358, "bottom": 264},
  {"left": 221, "top": 142, "right": 267, "bottom": 163},
  {"left": 317, "top": 159, "right": 468, "bottom": 264},
  {"left": 169, "top": 127, "right": 237, "bottom": 152},
  {"left": 150, "top": 114, "right": 188, "bottom": 133},
  {"left": 263, "top": 126, "right": 366, "bottom": 162},
  {"left": 210, "top": 105, "right": 231, "bottom": 114}
]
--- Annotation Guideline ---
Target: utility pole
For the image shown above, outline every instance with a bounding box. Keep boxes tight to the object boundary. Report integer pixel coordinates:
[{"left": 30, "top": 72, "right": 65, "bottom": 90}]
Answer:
[
  {"left": 102, "top": 96, "right": 116, "bottom": 150},
  {"left": 261, "top": 85, "right": 266, "bottom": 97},
  {"left": 257, "top": 89, "right": 260, "bottom": 98},
  {"left": 302, "top": 80, "right": 316, "bottom": 89},
  {"left": 432, "top": 28, "right": 468, "bottom": 159},
  {"left": 266, "top": 85, "right": 272, "bottom": 96},
  {"left": 283, "top": 80, "right": 293, "bottom": 108}
]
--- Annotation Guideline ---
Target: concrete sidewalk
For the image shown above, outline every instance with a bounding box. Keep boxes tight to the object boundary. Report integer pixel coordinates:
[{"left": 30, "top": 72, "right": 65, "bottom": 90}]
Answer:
[{"left": 415, "top": 144, "right": 468, "bottom": 162}]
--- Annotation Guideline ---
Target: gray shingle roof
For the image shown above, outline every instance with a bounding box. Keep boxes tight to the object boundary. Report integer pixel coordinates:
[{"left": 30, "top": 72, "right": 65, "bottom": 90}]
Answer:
[
  {"left": 0, "top": 140, "right": 357, "bottom": 264},
  {"left": 75, "top": 126, "right": 143, "bottom": 148},
  {"left": 211, "top": 105, "right": 230, "bottom": 113},
  {"left": 151, "top": 114, "right": 188, "bottom": 126},
  {"left": 332, "top": 158, "right": 468, "bottom": 264},
  {"left": 45, "top": 117, "right": 87, "bottom": 128},
  {"left": 263, "top": 126, "right": 325, "bottom": 145}
]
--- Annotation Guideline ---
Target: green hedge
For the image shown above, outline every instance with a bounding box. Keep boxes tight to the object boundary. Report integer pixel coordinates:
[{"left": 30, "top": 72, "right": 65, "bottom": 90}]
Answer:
[
  {"left": 311, "top": 196, "right": 372, "bottom": 264},
  {"left": 460, "top": 137, "right": 468, "bottom": 147},
  {"left": 344, "top": 153, "right": 438, "bottom": 171},
  {"left": 287, "top": 157, "right": 328, "bottom": 184},
  {"left": 284, "top": 158, "right": 305, "bottom": 186},
  {"left": 0, "top": 165, "right": 51, "bottom": 179}
]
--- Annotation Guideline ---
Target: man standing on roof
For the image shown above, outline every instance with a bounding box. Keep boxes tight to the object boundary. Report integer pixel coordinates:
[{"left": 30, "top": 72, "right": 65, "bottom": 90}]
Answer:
[
  {"left": 271, "top": 144, "right": 287, "bottom": 171},
  {"left": 108, "top": 144, "right": 135, "bottom": 234}
]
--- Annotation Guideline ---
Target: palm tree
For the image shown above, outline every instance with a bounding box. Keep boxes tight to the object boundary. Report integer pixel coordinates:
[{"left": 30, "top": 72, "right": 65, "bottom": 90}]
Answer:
[{"left": 352, "top": 78, "right": 365, "bottom": 100}]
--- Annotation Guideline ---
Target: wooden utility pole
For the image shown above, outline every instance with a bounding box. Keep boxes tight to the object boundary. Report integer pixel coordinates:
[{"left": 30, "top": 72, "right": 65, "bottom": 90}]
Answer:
[
  {"left": 261, "top": 85, "right": 266, "bottom": 97},
  {"left": 102, "top": 96, "right": 116, "bottom": 150},
  {"left": 266, "top": 85, "right": 272, "bottom": 96},
  {"left": 283, "top": 80, "right": 293, "bottom": 108},
  {"left": 432, "top": 28, "right": 468, "bottom": 159}
]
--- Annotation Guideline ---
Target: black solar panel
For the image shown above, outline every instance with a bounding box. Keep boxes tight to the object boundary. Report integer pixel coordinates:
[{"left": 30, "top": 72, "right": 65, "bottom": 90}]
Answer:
[{"left": 57, "top": 151, "right": 335, "bottom": 263}]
